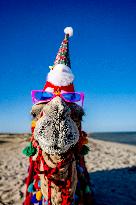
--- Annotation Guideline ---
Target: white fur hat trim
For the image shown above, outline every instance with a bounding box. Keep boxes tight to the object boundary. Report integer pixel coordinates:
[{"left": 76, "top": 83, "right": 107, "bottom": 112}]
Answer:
[{"left": 47, "top": 64, "right": 74, "bottom": 86}]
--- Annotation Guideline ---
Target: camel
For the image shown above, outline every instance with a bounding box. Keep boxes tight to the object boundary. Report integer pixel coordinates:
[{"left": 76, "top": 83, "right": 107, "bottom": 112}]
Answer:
[
  {"left": 23, "top": 26, "right": 94, "bottom": 205},
  {"left": 23, "top": 97, "right": 94, "bottom": 205}
]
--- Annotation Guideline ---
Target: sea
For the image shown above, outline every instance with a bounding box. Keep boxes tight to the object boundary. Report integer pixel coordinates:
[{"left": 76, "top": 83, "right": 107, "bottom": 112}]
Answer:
[
  {"left": 89, "top": 131, "right": 136, "bottom": 146},
  {"left": 0, "top": 132, "right": 136, "bottom": 146}
]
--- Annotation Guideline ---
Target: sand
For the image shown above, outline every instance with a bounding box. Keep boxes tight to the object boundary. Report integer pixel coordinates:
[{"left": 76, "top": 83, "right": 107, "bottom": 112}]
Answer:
[
  {"left": 0, "top": 134, "right": 136, "bottom": 205},
  {"left": 86, "top": 139, "right": 136, "bottom": 205}
]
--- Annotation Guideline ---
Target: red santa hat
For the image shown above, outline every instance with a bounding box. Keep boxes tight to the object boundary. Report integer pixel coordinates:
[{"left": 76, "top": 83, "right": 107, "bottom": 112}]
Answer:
[{"left": 43, "top": 27, "right": 75, "bottom": 93}]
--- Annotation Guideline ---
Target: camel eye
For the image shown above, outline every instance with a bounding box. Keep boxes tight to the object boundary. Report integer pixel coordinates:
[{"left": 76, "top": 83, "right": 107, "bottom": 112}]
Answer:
[{"left": 31, "top": 112, "right": 36, "bottom": 118}]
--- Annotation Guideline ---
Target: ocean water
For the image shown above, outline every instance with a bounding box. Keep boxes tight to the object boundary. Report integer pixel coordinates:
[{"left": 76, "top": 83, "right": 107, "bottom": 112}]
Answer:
[
  {"left": 0, "top": 132, "right": 136, "bottom": 146},
  {"left": 89, "top": 132, "right": 136, "bottom": 146}
]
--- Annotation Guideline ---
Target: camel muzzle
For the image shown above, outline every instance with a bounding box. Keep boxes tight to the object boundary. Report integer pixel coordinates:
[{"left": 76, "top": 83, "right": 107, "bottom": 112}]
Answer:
[{"left": 34, "top": 97, "right": 79, "bottom": 154}]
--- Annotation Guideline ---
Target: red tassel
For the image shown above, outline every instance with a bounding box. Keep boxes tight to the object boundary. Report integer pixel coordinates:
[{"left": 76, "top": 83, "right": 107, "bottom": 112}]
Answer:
[
  {"left": 23, "top": 193, "right": 32, "bottom": 205},
  {"left": 23, "top": 157, "right": 34, "bottom": 204},
  {"left": 48, "top": 180, "right": 52, "bottom": 205}
]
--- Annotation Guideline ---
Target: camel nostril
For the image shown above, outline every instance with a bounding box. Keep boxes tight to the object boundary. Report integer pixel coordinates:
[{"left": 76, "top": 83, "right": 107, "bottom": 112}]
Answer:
[
  {"left": 53, "top": 144, "right": 61, "bottom": 151},
  {"left": 54, "top": 145, "right": 58, "bottom": 149}
]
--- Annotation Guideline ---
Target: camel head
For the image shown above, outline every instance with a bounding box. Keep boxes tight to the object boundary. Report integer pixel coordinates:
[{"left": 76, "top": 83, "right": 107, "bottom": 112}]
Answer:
[{"left": 31, "top": 97, "right": 84, "bottom": 154}]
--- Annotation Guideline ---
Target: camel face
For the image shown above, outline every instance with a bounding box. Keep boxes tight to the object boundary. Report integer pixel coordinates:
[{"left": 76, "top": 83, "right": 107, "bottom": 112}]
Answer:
[
  {"left": 29, "top": 97, "right": 85, "bottom": 204},
  {"left": 31, "top": 96, "right": 84, "bottom": 155}
]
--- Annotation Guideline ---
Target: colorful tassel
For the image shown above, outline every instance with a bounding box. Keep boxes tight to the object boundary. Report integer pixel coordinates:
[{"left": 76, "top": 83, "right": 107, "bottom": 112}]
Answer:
[
  {"left": 82, "top": 137, "right": 88, "bottom": 144},
  {"left": 85, "top": 185, "right": 91, "bottom": 193},
  {"left": 36, "top": 190, "right": 43, "bottom": 201},
  {"left": 39, "top": 200, "right": 43, "bottom": 205},
  {"left": 44, "top": 200, "right": 48, "bottom": 205},
  {"left": 27, "top": 183, "right": 34, "bottom": 193},
  {"left": 77, "top": 181, "right": 80, "bottom": 188},
  {"left": 31, "top": 120, "right": 36, "bottom": 127},
  {"left": 24, "top": 193, "right": 32, "bottom": 205},
  {"left": 22, "top": 142, "right": 37, "bottom": 157},
  {"left": 31, "top": 194, "right": 38, "bottom": 203},
  {"left": 74, "top": 194, "right": 79, "bottom": 201},
  {"left": 77, "top": 165, "right": 84, "bottom": 173},
  {"left": 38, "top": 180, "right": 41, "bottom": 187},
  {"left": 80, "top": 145, "right": 90, "bottom": 155}
]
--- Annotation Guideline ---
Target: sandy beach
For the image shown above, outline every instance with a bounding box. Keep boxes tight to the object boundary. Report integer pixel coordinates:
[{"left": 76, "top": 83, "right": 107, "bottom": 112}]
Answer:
[{"left": 0, "top": 134, "right": 136, "bottom": 205}]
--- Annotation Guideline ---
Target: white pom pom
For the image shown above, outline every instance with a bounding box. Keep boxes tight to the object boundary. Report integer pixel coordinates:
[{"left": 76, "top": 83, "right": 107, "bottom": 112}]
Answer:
[{"left": 64, "top": 27, "right": 73, "bottom": 37}]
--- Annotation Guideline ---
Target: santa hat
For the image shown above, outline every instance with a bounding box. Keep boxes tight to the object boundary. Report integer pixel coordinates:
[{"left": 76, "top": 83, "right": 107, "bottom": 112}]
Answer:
[{"left": 43, "top": 27, "right": 75, "bottom": 93}]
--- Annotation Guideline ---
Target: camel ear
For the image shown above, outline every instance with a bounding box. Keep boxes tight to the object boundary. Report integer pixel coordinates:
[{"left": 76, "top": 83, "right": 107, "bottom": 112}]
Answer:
[{"left": 69, "top": 103, "right": 85, "bottom": 121}]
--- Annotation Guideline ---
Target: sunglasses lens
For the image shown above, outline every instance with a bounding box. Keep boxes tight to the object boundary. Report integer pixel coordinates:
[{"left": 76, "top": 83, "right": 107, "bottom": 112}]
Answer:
[
  {"left": 62, "top": 93, "right": 81, "bottom": 102},
  {"left": 34, "top": 91, "right": 53, "bottom": 101}
]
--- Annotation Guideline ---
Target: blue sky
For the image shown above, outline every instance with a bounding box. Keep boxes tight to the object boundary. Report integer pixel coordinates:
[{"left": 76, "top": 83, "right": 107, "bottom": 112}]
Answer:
[{"left": 0, "top": 0, "right": 136, "bottom": 133}]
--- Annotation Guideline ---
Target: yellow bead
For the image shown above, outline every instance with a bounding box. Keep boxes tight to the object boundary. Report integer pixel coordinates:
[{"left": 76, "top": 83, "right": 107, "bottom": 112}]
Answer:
[{"left": 36, "top": 190, "right": 42, "bottom": 201}]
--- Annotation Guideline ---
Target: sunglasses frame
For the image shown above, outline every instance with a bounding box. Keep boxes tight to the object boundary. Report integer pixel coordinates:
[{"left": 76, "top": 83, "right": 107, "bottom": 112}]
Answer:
[{"left": 31, "top": 90, "right": 85, "bottom": 106}]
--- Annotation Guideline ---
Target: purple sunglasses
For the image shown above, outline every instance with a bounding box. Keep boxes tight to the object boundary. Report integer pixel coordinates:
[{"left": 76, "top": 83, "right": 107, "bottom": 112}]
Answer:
[{"left": 31, "top": 90, "right": 84, "bottom": 106}]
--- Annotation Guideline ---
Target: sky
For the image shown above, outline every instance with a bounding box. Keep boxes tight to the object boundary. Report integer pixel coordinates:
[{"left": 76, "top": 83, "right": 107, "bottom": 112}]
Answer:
[{"left": 0, "top": 0, "right": 136, "bottom": 133}]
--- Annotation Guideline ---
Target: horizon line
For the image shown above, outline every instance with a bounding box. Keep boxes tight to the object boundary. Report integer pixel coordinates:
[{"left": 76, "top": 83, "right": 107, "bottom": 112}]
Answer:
[{"left": 0, "top": 130, "right": 136, "bottom": 135}]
